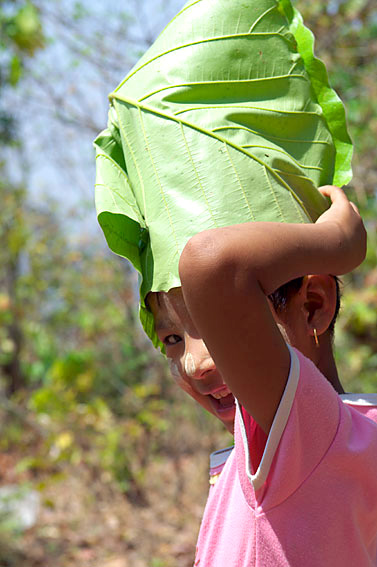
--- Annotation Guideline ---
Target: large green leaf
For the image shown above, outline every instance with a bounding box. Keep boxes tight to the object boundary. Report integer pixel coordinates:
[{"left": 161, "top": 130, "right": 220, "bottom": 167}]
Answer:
[{"left": 94, "top": 0, "right": 352, "bottom": 348}]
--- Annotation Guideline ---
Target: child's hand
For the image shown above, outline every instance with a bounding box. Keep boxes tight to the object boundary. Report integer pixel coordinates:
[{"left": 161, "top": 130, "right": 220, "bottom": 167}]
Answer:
[{"left": 316, "top": 185, "right": 367, "bottom": 274}]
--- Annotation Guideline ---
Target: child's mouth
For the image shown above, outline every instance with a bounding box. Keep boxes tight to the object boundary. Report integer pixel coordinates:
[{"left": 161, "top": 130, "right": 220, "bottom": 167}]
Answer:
[{"left": 209, "top": 391, "right": 236, "bottom": 414}]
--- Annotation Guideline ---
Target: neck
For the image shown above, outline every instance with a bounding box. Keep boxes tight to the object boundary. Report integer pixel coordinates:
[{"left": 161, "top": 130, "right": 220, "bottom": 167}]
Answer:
[{"left": 316, "top": 335, "right": 344, "bottom": 395}]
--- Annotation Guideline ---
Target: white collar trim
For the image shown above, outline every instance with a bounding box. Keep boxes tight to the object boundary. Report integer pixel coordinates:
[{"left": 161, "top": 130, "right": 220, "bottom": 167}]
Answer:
[
  {"left": 340, "top": 393, "right": 377, "bottom": 406},
  {"left": 237, "top": 345, "right": 300, "bottom": 492}
]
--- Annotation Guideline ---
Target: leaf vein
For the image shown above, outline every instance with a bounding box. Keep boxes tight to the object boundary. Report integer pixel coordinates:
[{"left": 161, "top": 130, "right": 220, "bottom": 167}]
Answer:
[
  {"left": 248, "top": 5, "right": 277, "bottom": 33},
  {"left": 95, "top": 155, "right": 143, "bottom": 220},
  {"left": 272, "top": 169, "right": 314, "bottom": 183},
  {"left": 114, "top": 104, "right": 148, "bottom": 224},
  {"left": 290, "top": 190, "right": 308, "bottom": 222},
  {"left": 111, "top": 94, "right": 313, "bottom": 218},
  {"left": 137, "top": 108, "right": 180, "bottom": 255},
  {"left": 139, "top": 74, "right": 307, "bottom": 103},
  {"left": 95, "top": 180, "right": 139, "bottom": 220},
  {"left": 114, "top": 33, "right": 297, "bottom": 91},
  {"left": 263, "top": 166, "right": 287, "bottom": 222},
  {"left": 224, "top": 143, "right": 255, "bottom": 221},
  {"left": 179, "top": 123, "right": 218, "bottom": 227},
  {"left": 213, "top": 125, "right": 331, "bottom": 145},
  {"left": 174, "top": 104, "right": 320, "bottom": 118},
  {"left": 242, "top": 144, "right": 323, "bottom": 171}
]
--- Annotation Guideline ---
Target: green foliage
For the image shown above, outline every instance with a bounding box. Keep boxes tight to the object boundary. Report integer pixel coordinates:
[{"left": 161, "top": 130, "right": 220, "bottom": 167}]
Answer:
[
  {"left": 0, "top": 484, "right": 34, "bottom": 566},
  {"left": 25, "top": 335, "right": 170, "bottom": 495},
  {"left": 0, "top": 175, "right": 174, "bottom": 496},
  {"left": 0, "top": 1, "right": 44, "bottom": 57},
  {"left": 297, "top": 1, "right": 377, "bottom": 391},
  {"left": 0, "top": 1, "right": 44, "bottom": 144},
  {"left": 336, "top": 275, "right": 377, "bottom": 392},
  {"left": 0, "top": 2, "right": 376, "bottom": 545}
]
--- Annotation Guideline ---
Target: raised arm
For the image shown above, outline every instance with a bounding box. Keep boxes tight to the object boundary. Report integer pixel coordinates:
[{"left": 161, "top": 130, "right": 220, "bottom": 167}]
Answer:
[{"left": 178, "top": 186, "right": 366, "bottom": 433}]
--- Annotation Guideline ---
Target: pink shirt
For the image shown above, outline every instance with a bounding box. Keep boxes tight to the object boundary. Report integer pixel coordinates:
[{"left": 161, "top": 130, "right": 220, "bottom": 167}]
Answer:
[{"left": 195, "top": 347, "right": 377, "bottom": 566}]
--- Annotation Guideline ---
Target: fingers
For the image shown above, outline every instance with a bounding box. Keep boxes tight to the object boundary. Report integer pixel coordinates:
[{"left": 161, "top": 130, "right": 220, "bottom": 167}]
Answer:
[
  {"left": 318, "top": 185, "right": 359, "bottom": 213},
  {"left": 350, "top": 201, "right": 360, "bottom": 215},
  {"left": 318, "top": 185, "right": 346, "bottom": 202}
]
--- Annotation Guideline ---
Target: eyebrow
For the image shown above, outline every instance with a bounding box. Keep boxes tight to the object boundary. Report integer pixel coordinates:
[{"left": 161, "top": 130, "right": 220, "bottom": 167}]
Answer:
[{"left": 155, "top": 319, "right": 174, "bottom": 332}]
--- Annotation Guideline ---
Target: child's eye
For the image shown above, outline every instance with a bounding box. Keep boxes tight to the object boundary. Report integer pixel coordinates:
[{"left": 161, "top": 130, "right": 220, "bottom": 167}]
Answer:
[{"left": 164, "top": 334, "right": 181, "bottom": 346}]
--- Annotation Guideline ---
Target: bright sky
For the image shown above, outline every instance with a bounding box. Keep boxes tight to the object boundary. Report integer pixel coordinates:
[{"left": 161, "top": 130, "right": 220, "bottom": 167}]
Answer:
[{"left": 14, "top": 0, "right": 182, "bottom": 234}]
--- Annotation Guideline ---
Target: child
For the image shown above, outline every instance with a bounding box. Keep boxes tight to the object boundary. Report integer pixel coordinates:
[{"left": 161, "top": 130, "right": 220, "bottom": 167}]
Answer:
[
  {"left": 148, "top": 185, "right": 377, "bottom": 565},
  {"left": 94, "top": 0, "right": 377, "bottom": 563}
]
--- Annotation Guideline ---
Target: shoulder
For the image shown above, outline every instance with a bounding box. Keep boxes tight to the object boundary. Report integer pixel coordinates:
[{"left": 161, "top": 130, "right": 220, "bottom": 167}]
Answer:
[
  {"left": 340, "top": 393, "right": 377, "bottom": 424},
  {"left": 235, "top": 346, "right": 377, "bottom": 508},
  {"left": 235, "top": 346, "right": 340, "bottom": 496}
]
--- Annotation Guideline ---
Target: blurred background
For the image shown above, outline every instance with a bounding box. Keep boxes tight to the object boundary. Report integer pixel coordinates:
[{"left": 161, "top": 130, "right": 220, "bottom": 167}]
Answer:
[{"left": 0, "top": 1, "right": 376, "bottom": 565}]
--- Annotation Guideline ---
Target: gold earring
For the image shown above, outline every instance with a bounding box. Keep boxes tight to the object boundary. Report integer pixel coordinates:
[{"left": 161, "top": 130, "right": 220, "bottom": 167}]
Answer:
[{"left": 313, "top": 328, "right": 320, "bottom": 348}]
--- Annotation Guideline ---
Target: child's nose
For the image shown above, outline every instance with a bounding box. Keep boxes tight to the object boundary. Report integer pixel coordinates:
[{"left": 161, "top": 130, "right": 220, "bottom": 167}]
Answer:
[{"left": 184, "top": 348, "right": 216, "bottom": 380}]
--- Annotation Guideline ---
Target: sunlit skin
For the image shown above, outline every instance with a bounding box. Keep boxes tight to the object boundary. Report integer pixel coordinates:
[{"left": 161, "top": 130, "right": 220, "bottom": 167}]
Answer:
[
  {"left": 149, "top": 288, "right": 236, "bottom": 433},
  {"left": 148, "top": 187, "right": 365, "bottom": 435},
  {"left": 148, "top": 279, "right": 345, "bottom": 434}
]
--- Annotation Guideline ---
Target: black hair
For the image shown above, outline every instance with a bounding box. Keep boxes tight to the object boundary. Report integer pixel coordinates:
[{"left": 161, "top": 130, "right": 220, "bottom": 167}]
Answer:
[{"left": 268, "top": 276, "right": 341, "bottom": 335}]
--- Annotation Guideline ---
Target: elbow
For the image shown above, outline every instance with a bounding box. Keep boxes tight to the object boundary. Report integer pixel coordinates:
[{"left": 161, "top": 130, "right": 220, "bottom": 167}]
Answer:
[
  {"left": 179, "top": 228, "right": 261, "bottom": 311},
  {"left": 179, "top": 230, "right": 231, "bottom": 292}
]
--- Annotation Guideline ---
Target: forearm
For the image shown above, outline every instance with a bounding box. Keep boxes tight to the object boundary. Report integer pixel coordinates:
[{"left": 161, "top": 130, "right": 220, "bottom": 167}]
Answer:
[
  {"left": 180, "top": 217, "right": 365, "bottom": 297},
  {"left": 216, "top": 221, "right": 348, "bottom": 296},
  {"left": 178, "top": 187, "right": 366, "bottom": 433}
]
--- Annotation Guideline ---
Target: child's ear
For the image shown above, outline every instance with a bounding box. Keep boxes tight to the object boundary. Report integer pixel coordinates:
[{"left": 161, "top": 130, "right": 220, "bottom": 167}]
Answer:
[{"left": 302, "top": 275, "right": 337, "bottom": 337}]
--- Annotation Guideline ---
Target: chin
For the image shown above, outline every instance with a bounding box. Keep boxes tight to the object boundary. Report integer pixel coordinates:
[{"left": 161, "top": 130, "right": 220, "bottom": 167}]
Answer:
[{"left": 212, "top": 405, "right": 236, "bottom": 433}]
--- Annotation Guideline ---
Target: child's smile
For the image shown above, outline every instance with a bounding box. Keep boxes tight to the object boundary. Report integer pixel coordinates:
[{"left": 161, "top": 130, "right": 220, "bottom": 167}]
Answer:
[
  {"left": 207, "top": 385, "right": 235, "bottom": 418},
  {"left": 148, "top": 288, "right": 236, "bottom": 432}
]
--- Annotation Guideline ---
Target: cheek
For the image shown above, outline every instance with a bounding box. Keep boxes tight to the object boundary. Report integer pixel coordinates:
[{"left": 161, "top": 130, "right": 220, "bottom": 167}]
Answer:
[
  {"left": 184, "top": 352, "right": 196, "bottom": 378},
  {"left": 168, "top": 359, "right": 214, "bottom": 411},
  {"left": 168, "top": 359, "right": 192, "bottom": 392}
]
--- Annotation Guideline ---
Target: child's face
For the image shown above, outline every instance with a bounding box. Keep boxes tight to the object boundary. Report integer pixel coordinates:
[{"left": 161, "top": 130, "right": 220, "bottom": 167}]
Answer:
[{"left": 148, "top": 288, "right": 236, "bottom": 433}]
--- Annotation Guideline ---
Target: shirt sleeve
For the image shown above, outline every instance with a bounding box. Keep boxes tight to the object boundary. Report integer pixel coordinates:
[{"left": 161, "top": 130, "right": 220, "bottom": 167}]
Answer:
[{"left": 234, "top": 345, "right": 340, "bottom": 510}]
